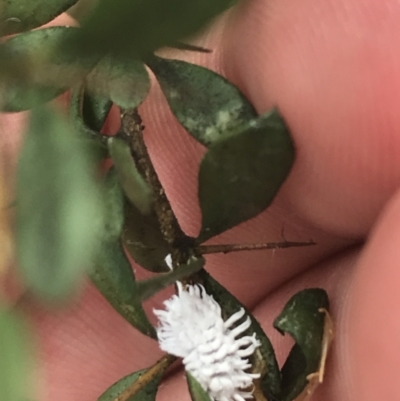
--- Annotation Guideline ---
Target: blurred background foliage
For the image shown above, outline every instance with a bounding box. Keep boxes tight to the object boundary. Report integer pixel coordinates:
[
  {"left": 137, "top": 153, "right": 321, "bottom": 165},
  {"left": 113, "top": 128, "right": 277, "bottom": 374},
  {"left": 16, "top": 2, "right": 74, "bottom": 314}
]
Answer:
[{"left": 0, "top": 1, "right": 240, "bottom": 399}]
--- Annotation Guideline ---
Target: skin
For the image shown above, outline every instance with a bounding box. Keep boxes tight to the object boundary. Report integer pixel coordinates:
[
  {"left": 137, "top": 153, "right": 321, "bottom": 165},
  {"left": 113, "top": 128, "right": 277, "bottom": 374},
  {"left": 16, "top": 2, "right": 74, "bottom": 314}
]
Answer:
[{"left": 2, "top": 0, "right": 400, "bottom": 399}]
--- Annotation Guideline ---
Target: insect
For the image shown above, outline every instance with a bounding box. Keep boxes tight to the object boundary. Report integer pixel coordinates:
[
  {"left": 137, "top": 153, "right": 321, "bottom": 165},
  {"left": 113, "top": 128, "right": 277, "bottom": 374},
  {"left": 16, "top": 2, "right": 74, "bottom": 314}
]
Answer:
[{"left": 154, "top": 281, "right": 260, "bottom": 401}]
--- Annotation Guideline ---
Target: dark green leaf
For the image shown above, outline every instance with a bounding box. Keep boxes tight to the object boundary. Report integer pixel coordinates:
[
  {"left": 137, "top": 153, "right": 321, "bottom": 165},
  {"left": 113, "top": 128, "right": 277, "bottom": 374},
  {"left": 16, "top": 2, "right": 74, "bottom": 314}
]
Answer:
[
  {"left": 137, "top": 257, "right": 204, "bottom": 301},
  {"left": 16, "top": 105, "right": 103, "bottom": 301},
  {"left": 148, "top": 56, "right": 257, "bottom": 147},
  {"left": 186, "top": 372, "right": 213, "bottom": 401},
  {"left": 69, "top": 85, "right": 109, "bottom": 158},
  {"left": 91, "top": 169, "right": 155, "bottom": 337},
  {"left": 197, "top": 110, "right": 295, "bottom": 242},
  {"left": 86, "top": 55, "right": 150, "bottom": 109},
  {"left": 82, "top": 89, "right": 112, "bottom": 132},
  {"left": 200, "top": 270, "right": 281, "bottom": 401},
  {"left": 0, "top": 310, "right": 32, "bottom": 401},
  {"left": 108, "top": 137, "right": 153, "bottom": 214},
  {"left": 122, "top": 201, "right": 171, "bottom": 273},
  {"left": 98, "top": 368, "right": 161, "bottom": 401},
  {"left": 74, "top": 0, "right": 236, "bottom": 56},
  {"left": 273, "top": 289, "right": 329, "bottom": 401},
  {"left": 0, "top": 0, "right": 79, "bottom": 35},
  {"left": 108, "top": 134, "right": 170, "bottom": 273},
  {"left": 0, "top": 27, "right": 97, "bottom": 112},
  {"left": 91, "top": 240, "right": 156, "bottom": 338}
]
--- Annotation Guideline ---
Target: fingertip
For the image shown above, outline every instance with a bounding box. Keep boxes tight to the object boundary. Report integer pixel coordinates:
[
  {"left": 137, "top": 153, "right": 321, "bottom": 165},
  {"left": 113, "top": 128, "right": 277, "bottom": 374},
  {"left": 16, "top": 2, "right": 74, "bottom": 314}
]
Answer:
[
  {"left": 347, "top": 188, "right": 400, "bottom": 400},
  {"left": 223, "top": 0, "right": 400, "bottom": 237}
]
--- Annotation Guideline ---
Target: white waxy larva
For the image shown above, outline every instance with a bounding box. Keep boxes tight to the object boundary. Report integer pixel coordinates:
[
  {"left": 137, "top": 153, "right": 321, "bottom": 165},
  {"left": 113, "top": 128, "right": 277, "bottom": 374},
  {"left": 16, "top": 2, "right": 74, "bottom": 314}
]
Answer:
[{"left": 154, "top": 281, "right": 260, "bottom": 401}]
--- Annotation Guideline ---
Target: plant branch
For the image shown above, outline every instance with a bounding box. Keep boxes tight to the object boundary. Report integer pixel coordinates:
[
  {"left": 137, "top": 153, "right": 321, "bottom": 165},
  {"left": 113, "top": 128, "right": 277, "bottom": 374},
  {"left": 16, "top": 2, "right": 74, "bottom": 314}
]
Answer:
[
  {"left": 118, "top": 108, "right": 193, "bottom": 263},
  {"left": 196, "top": 240, "right": 316, "bottom": 255},
  {"left": 113, "top": 354, "right": 176, "bottom": 401}
]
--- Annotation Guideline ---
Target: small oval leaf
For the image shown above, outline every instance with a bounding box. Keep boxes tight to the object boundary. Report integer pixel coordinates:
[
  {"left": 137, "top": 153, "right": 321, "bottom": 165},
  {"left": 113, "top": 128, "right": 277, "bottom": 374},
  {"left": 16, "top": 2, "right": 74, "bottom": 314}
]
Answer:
[
  {"left": 108, "top": 137, "right": 153, "bottom": 214},
  {"left": 69, "top": 85, "right": 108, "bottom": 158},
  {"left": 1, "top": 27, "right": 97, "bottom": 112},
  {"left": 273, "top": 288, "right": 330, "bottom": 401},
  {"left": 16, "top": 105, "right": 103, "bottom": 302},
  {"left": 1, "top": 0, "right": 79, "bottom": 35},
  {"left": 200, "top": 270, "right": 281, "bottom": 401},
  {"left": 148, "top": 56, "right": 257, "bottom": 147},
  {"left": 82, "top": 89, "right": 113, "bottom": 132},
  {"left": 91, "top": 240, "right": 156, "bottom": 338},
  {"left": 87, "top": 55, "right": 150, "bottom": 109},
  {"left": 186, "top": 372, "right": 213, "bottom": 401},
  {"left": 137, "top": 257, "right": 204, "bottom": 301},
  {"left": 100, "top": 168, "right": 125, "bottom": 242},
  {"left": 197, "top": 110, "right": 295, "bottom": 242},
  {"left": 92, "top": 169, "right": 155, "bottom": 337}
]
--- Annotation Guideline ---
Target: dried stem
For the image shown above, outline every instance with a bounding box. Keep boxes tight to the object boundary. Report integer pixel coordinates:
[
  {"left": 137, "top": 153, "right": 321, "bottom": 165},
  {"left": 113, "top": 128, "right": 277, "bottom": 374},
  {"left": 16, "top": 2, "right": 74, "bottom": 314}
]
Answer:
[
  {"left": 118, "top": 108, "right": 193, "bottom": 263},
  {"left": 113, "top": 354, "right": 176, "bottom": 401},
  {"left": 196, "top": 240, "right": 316, "bottom": 255}
]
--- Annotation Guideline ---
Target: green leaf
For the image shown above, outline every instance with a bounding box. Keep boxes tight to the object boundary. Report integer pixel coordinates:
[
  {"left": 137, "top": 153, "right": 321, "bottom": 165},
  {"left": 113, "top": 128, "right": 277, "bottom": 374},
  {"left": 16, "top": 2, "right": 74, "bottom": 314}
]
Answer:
[
  {"left": 91, "top": 240, "right": 156, "bottom": 338},
  {"left": 108, "top": 137, "right": 153, "bottom": 214},
  {"left": 100, "top": 168, "right": 125, "bottom": 242},
  {"left": 0, "top": 27, "right": 97, "bottom": 112},
  {"left": 16, "top": 105, "right": 103, "bottom": 302},
  {"left": 200, "top": 270, "right": 281, "bottom": 401},
  {"left": 197, "top": 110, "right": 295, "bottom": 242},
  {"left": 148, "top": 56, "right": 257, "bottom": 147},
  {"left": 91, "top": 169, "right": 155, "bottom": 337},
  {"left": 122, "top": 201, "right": 171, "bottom": 273},
  {"left": 0, "top": 0, "right": 79, "bottom": 35},
  {"left": 107, "top": 134, "right": 170, "bottom": 273},
  {"left": 137, "top": 257, "right": 204, "bottom": 301},
  {"left": 186, "top": 372, "right": 213, "bottom": 401},
  {"left": 98, "top": 368, "right": 161, "bottom": 401},
  {"left": 273, "top": 289, "right": 329, "bottom": 401},
  {"left": 69, "top": 85, "right": 109, "bottom": 158},
  {"left": 0, "top": 310, "right": 32, "bottom": 401},
  {"left": 82, "top": 89, "right": 112, "bottom": 132},
  {"left": 74, "top": 0, "right": 236, "bottom": 56},
  {"left": 86, "top": 55, "right": 150, "bottom": 109}
]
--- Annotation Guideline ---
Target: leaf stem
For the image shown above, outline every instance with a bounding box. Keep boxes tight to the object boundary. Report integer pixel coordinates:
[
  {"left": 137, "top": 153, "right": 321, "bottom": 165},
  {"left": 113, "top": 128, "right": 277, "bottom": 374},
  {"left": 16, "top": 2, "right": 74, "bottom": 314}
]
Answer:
[
  {"left": 196, "top": 240, "right": 316, "bottom": 255},
  {"left": 112, "top": 354, "right": 176, "bottom": 401}
]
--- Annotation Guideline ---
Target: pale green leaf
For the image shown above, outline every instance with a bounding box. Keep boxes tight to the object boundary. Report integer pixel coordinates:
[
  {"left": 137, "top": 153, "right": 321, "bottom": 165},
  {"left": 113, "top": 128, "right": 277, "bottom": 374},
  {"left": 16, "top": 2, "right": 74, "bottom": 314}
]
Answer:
[
  {"left": 108, "top": 137, "right": 153, "bottom": 215},
  {"left": 0, "top": 27, "right": 97, "bottom": 111},
  {"left": 16, "top": 105, "right": 103, "bottom": 301},
  {"left": 0, "top": 310, "right": 32, "bottom": 401}
]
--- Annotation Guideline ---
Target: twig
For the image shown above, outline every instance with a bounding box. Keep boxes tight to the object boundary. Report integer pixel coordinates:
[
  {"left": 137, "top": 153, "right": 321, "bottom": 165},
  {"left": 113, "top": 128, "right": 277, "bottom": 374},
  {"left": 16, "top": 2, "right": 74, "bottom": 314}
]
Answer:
[
  {"left": 118, "top": 108, "right": 193, "bottom": 263},
  {"left": 113, "top": 354, "right": 176, "bottom": 401},
  {"left": 196, "top": 240, "right": 316, "bottom": 255}
]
